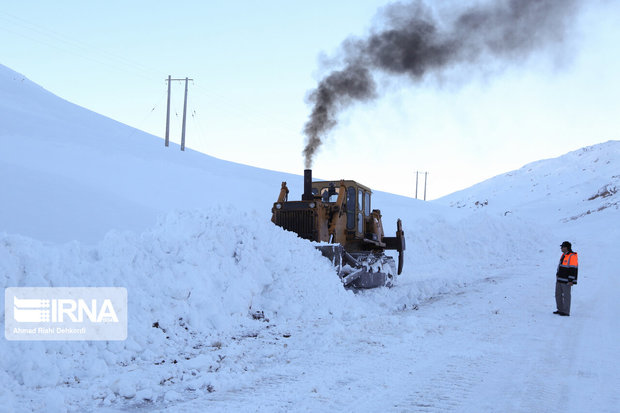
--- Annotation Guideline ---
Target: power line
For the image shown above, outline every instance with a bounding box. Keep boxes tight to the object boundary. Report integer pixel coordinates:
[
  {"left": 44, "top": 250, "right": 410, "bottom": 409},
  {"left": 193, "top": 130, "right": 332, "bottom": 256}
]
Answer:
[
  {"left": 0, "top": 11, "right": 164, "bottom": 81},
  {"left": 0, "top": 11, "right": 312, "bottom": 156}
]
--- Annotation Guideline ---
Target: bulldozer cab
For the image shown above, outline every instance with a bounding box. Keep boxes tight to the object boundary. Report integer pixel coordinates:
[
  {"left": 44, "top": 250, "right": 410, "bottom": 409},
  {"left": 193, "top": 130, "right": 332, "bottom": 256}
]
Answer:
[{"left": 312, "top": 180, "right": 372, "bottom": 238}]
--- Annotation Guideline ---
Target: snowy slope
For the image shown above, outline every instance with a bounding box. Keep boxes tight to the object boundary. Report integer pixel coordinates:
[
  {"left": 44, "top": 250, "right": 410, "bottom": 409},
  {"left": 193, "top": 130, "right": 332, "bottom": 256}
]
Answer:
[
  {"left": 0, "top": 64, "right": 305, "bottom": 243},
  {"left": 437, "top": 140, "right": 620, "bottom": 222},
  {"left": 1, "top": 65, "right": 619, "bottom": 412}
]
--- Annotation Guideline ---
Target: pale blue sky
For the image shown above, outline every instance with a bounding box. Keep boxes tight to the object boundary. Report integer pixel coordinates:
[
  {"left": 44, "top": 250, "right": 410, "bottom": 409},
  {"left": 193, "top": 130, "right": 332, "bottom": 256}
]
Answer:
[{"left": 2, "top": 0, "right": 619, "bottom": 199}]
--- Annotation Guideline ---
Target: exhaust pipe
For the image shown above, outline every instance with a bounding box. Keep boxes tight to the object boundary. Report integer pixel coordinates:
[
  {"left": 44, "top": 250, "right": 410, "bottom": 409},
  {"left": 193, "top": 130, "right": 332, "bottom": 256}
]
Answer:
[{"left": 302, "top": 169, "right": 313, "bottom": 201}]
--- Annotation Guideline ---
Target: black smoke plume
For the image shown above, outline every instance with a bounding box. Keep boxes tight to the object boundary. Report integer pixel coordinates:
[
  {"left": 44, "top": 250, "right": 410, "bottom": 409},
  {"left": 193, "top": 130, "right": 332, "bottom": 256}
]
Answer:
[{"left": 303, "top": 0, "right": 581, "bottom": 168}]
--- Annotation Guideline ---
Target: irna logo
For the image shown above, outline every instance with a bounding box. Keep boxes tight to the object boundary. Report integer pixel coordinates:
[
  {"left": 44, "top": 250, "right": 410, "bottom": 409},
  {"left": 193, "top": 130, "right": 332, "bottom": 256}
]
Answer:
[
  {"left": 5, "top": 287, "right": 127, "bottom": 341},
  {"left": 13, "top": 296, "right": 119, "bottom": 323}
]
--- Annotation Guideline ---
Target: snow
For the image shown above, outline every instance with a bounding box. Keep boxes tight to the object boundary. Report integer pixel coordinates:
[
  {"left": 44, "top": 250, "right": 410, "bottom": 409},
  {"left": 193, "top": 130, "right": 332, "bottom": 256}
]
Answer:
[{"left": 1, "top": 63, "right": 619, "bottom": 412}]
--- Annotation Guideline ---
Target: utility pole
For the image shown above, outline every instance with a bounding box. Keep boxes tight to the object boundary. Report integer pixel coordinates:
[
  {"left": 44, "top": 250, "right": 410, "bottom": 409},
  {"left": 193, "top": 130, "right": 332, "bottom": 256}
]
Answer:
[
  {"left": 181, "top": 77, "right": 189, "bottom": 151},
  {"left": 415, "top": 170, "right": 429, "bottom": 200},
  {"left": 164, "top": 76, "right": 193, "bottom": 150},
  {"left": 165, "top": 75, "right": 171, "bottom": 147}
]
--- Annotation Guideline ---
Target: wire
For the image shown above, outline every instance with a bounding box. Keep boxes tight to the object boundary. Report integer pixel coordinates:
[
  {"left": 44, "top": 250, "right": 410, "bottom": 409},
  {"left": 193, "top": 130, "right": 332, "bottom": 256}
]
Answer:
[
  {"left": 0, "top": 11, "right": 164, "bottom": 82},
  {"left": 0, "top": 11, "right": 307, "bottom": 150}
]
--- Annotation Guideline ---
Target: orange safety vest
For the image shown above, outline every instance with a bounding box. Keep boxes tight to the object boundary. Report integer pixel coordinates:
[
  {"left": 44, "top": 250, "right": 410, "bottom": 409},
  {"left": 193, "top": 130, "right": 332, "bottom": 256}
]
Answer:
[
  {"left": 557, "top": 252, "right": 579, "bottom": 284},
  {"left": 560, "top": 252, "right": 578, "bottom": 268}
]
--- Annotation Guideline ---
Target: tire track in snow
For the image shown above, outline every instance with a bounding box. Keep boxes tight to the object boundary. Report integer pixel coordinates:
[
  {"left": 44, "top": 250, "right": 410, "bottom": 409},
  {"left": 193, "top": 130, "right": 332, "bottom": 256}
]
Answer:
[
  {"left": 390, "top": 270, "right": 547, "bottom": 413},
  {"left": 394, "top": 355, "right": 491, "bottom": 412}
]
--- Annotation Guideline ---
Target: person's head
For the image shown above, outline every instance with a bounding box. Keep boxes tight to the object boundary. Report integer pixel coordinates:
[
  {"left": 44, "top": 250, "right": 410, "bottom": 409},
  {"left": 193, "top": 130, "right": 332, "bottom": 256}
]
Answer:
[{"left": 561, "top": 241, "right": 573, "bottom": 253}]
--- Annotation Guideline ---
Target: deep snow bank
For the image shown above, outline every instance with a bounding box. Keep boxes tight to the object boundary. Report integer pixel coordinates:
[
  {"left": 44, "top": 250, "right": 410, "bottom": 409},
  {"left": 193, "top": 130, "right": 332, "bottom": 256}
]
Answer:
[
  {"left": 1, "top": 206, "right": 355, "bottom": 333},
  {"left": 0, "top": 207, "right": 357, "bottom": 409}
]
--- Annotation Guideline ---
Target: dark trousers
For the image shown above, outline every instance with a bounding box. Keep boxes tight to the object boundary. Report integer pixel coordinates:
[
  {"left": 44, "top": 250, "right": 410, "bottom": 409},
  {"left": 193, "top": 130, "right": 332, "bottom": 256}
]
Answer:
[{"left": 555, "top": 281, "right": 572, "bottom": 315}]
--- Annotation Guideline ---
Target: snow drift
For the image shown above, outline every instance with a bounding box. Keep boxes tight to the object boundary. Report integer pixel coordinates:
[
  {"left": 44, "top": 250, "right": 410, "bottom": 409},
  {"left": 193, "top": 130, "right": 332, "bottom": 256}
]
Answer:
[{"left": 0, "top": 208, "right": 356, "bottom": 409}]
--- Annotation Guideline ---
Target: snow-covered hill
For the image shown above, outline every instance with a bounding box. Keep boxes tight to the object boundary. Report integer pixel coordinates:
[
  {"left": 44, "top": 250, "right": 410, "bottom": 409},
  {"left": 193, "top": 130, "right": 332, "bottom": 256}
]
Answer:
[
  {"left": 1, "top": 64, "right": 619, "bottom": 412},
  {"left": 438, "top": 140, "right": 620, "bottom": 222},
  {"left": 1, "top": 64, "right": 309, "bottom": 244}
]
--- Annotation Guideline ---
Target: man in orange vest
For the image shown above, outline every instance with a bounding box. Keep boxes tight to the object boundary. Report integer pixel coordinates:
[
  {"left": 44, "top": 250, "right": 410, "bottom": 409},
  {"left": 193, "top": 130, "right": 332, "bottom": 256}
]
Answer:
[{"left": 554, "top": 241, "right": 578, "bottom": 316}]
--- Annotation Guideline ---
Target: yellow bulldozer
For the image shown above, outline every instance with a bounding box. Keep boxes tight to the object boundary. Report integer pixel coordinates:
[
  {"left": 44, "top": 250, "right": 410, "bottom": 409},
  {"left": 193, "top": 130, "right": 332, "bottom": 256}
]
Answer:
[{"left": 271, "top": 169, "right": 405, "bottom": 289}]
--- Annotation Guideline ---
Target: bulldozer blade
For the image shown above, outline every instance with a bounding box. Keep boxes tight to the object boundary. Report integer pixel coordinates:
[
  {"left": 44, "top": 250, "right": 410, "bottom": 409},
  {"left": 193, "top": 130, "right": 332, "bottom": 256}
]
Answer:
[
  {"left": 315, "top": 244, "right": 344, "bottom": 269},
  {"left": 315, "top": 244, "right": 395, "bottom": 289},
  {"left": 341, "top": 268, "right": 364, "bottom": 285},
  {"left": 344, "top": 269, "right": 389, "bottom": 289}
]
